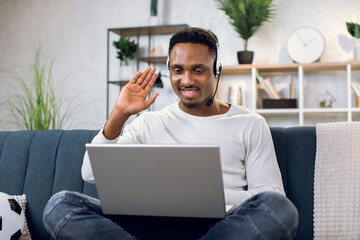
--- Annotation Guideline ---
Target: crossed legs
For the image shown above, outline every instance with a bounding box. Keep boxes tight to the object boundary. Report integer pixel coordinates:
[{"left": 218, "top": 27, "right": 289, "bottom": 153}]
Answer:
[{"left": 43, "top": 191, "right": 298, "bottom": 240}]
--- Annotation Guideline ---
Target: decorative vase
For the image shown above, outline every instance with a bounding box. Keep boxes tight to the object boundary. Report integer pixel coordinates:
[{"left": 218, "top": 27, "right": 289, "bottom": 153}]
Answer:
[
  {"left": 237, "top": 51, "right": 254, "bottom": 64},
  {"left": 228, "top": 86, "right": 242, "bottom": 105},
  {"left": 354, "top": 46, "right": 360, "bottom": 62}
]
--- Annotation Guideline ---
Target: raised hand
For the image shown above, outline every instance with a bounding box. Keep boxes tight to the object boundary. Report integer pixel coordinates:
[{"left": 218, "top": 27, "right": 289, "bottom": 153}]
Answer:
[
  {"left": 115, "top": 66, "right": 159, "bottom": 116},
  {"left": 103, "top": 67, "right": 159, "bottom": 140}
]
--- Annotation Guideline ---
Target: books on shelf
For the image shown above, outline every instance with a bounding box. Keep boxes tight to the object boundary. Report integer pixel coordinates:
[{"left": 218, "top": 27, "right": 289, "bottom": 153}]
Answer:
[
  {"left": 351, "top": 82, "right": 360, "bottom": 97},
  {"left": 256, "top": 73, "right": 280, "bottom": 99},
  {"left": 263, "top": 78, "right": 281, "bottom": 99},
  {"left": 256, "top": 73, "right": 298, "bottom": 109},
  {"left": 290, "top": 82, "right": 296, "bottom": 99},
  {"left": 351, "top": 81, "right": 360, "bottom": 107},
  {"left": 256, "top": 73, "right": 270, "bottom": 96}
]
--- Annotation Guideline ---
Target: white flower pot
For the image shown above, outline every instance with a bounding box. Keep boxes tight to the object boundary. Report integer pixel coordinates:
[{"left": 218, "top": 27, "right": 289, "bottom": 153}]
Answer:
[
  {"left": 149, "top": 16, "right": 160, "bottom": 26},
  {"left": 119, "top": 66, "right": 134, "bottom": 81}
]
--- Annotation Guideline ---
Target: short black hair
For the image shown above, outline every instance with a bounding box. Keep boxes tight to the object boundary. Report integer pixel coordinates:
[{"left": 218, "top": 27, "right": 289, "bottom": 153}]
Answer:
[{"left": 168, "top": 27, "right": 218, "bottom": 58}]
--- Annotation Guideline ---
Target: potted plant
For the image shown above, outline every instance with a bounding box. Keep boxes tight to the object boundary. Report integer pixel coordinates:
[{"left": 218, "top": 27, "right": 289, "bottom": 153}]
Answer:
[
  {"left": 216, "top": 0, "right": 275, "bottom": 64},
  {"left": 346, "top": 22, "right": 360, "bottom": 61},
  {"left": 150, "top": 0, "right": 158, "bottom": 17},
  {"left": 113, "top": 35, "right": 137, "bottom": 80},
  {"left": 0, "top": 47, "right": 69, "bottom": 130},
  {"left": 149, "top": 0, "right": 164, "bottom": 25}
]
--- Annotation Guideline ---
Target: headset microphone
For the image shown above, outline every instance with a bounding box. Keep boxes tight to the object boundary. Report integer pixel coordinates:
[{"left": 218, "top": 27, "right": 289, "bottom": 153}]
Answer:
[{"left": 205, "top": 64, "right": 222, "bottom": 107}]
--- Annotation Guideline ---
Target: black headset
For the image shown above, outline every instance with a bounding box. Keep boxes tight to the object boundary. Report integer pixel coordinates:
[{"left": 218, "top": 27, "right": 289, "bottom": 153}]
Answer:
[{"left": 167, "top": 41, "right": 222, "bottom": 107}]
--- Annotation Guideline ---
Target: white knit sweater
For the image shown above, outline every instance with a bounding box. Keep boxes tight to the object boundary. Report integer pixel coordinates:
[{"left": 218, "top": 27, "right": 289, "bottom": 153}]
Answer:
[{"left": 82, "top": 102, "right": 284, "bottom": 205}]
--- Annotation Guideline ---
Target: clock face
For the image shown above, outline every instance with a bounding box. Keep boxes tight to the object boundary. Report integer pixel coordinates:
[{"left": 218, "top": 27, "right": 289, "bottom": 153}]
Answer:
[{"left": 287, "top": 27, "right": 325, "bottom": 64}]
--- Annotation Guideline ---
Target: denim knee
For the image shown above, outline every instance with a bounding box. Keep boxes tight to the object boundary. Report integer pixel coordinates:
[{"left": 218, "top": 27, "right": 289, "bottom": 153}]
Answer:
[
  {"left": 43, "top": 190, "right": 100, "bottom": 239},
  {"left": 256, "top": 192, "right": 298, "bottom": 221},
  {"left": 254, "top": 191, "right": 299, "bottom": 239},
  {"left": 43, "top": 191, "right": 68, "bottom": 222},
  {"left": 43, "top": 191, "right": 71, "bottom": 238}
]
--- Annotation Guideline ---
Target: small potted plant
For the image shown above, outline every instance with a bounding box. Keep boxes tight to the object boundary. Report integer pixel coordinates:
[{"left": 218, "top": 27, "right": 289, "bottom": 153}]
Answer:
[
  {"left": 149, "top": 0, "right": 164, "bottom": 25},
  {"left": 346, "top": 22, "right": 360, "bottom": 61},
  {"left": 216, "top": 0, "right": 275, "bottom": 64},
  {"left": 113, "top": 35, "right": 137, "bottom": 80}
]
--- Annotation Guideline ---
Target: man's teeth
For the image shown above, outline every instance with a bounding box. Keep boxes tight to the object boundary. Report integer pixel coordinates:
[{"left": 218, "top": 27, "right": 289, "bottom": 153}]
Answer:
[{"left": 183, "top": 89, "right": 196, "bottom": 93}]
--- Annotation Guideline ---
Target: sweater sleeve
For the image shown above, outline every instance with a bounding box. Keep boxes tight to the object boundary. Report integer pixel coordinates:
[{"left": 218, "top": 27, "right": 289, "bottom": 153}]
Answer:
[
  {"left": 225, "top": 117, "right": 285, "bottom": 205},
  {"left": 81, "top": 126, "right": 120, "bottom": 183},
  {"left": 81, "top": 120, "right": 142, "bottom": 183}
]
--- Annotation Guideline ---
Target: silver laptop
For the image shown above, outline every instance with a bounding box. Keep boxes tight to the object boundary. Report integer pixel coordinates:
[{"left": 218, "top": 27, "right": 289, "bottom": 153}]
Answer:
[{"left": 86, "top": 144, "right": 227, "bottom": 218}]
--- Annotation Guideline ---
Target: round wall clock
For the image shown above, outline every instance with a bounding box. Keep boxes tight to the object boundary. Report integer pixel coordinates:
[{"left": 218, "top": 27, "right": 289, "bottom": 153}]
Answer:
[{"left": 286, "top": 26, "right": 325, "bottom": 64}]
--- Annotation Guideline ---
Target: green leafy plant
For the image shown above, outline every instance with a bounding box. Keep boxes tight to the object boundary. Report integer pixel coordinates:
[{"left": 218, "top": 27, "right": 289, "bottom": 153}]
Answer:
[
  {"left": 346, "top": 22, "right": 360, "bottom": 39},
  {"left": 0, "top": 47, "right": 68, "bottom": 130},
  {"left": 113, "top": 35, "right": 138, "bottom": 66},
  {"left": 216, "top": 0, "right": 275, "bottom": 51},
  {"left": 150, "top": 0, "right": 158, "bottom": 16}
]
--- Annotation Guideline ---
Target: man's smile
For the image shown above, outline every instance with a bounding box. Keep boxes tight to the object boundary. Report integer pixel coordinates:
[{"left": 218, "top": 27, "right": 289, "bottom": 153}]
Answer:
[{"left": 180, "top": 88, "right": 199, "bottom": 98}]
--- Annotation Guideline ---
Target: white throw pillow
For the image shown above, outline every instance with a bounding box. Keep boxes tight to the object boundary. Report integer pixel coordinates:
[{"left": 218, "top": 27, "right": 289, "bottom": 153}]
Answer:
[{"left": 10, "top": 194, "right": 32, "bottom": 240}]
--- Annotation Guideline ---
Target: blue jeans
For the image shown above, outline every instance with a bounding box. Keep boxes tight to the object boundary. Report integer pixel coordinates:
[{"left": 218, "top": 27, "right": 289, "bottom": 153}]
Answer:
[{"left": 43, "top": 191, "right": 298, "bottom": 240}]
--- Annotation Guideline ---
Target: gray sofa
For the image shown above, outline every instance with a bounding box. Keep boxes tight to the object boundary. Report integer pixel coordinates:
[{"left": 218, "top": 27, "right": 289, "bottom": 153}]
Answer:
[{"left": 0, "top": 127, "right": 315, "bottom": 239}]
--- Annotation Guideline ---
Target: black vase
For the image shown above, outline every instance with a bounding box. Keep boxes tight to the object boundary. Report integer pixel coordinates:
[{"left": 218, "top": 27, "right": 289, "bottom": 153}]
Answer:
[{"left": 237, "top": 51, "right": 254, "bottom": 64}]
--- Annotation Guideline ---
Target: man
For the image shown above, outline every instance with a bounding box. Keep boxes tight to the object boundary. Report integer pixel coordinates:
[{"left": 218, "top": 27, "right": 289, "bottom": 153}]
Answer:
[{"left": 43, "top": 27, "right": 298, "bottom": 240}]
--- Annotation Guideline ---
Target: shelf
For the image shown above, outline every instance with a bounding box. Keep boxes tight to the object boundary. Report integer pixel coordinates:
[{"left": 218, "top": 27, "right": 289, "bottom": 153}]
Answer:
[
  {"left": 222, "top": 62, "right": 360, "bottom": 75},
  {"left": 109, "top": 24, "right": 189, "bottom": 37},
  {"left": 222, "top": 63, "right": 298, "bottom": 75},
  {"left": 109, "top": 80, "right": 128, "bottom": 86},
  {"left": 255, "top": 109, "right": 299, "bottom": 114},
  {"left": 221, "top": 61, "right": 360, "bottom": 126},
  {"left": 302, "top": 108, "right": 348, "bottom": 113},
  {"left": 139, "top": 56, "right": 168, "bottom": 64}
]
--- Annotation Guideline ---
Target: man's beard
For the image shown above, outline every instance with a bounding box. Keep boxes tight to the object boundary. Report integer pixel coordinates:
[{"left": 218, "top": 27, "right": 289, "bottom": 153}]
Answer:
[{"left": 182, "top": 101, "right": 200, "bottom": 109}]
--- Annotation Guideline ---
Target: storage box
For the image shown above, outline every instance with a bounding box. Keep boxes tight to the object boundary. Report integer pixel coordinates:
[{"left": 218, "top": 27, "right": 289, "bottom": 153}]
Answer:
[{"left": 262, "top": 99, "right": 297, "bottom": 109}]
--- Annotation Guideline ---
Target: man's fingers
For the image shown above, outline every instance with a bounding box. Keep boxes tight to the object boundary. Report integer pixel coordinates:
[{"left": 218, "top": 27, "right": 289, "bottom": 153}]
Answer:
[
  {"left": 145, "top": 93, "right": 159, "bottom": 107},
  {"left": 136, "top": 67, "right": 153, "bottom": 85},
  {"left": 144, "top": 72, "right": 158, "bottom": 92},
  {"left": 141, "top": 67, "right": 156, "bottom": 87},
  {"left": 129, "top": 71, "right": 142, "bottom": 84}
]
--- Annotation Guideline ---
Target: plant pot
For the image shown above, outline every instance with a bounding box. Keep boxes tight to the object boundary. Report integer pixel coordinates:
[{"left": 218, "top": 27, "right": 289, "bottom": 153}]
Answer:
[
  {"left": 119, "top": 66, "right": 135, "bottom": 81},
  {"left": 149, "top": 16, "right": 160, "bottom": 26},
  {"left": 237, "top": 51, "right": 254, "bottom": 64}
]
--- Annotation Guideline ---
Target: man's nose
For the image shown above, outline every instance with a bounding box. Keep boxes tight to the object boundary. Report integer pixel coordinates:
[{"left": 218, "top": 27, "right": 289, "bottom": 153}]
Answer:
[{"left": 181, "top": 71, "right": 194, "bottom": 86}]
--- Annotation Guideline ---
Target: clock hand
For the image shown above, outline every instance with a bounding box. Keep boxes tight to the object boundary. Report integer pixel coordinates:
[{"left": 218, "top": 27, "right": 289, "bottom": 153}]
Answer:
[
  {"left": 295, "top": 31, "right": 306, "bottom": 46},
  {"left": 305, "top": 37, "right": 316, "bottom": 45}
]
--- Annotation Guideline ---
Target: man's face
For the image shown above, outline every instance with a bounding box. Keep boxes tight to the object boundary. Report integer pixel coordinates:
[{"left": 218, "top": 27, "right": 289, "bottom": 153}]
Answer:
[{"left": 169, "top": 43, "right": 215, "bottom": 113}]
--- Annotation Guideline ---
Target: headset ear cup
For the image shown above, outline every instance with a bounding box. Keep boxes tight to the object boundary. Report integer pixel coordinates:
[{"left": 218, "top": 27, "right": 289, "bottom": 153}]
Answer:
[
  {"left": 214, "top": 60, "right": 221, "bottom": 76},
  {"left": 167, "top": 57, "right": 170, "bottom": 70},
  {"left": 213, "top": 58, "right": 217, "bottom": 76},
  {"left": 214, "top": 42, "right": 220, "bottom": 76}
]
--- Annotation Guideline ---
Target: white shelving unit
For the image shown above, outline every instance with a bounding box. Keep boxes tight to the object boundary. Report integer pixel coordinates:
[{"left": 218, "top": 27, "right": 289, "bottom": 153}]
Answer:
[
  {"left": 221, "top": 62, "right": 360, "bottom": 126},
  {"left": 106, "top": 24, "right": 189, "bottom": 118}
]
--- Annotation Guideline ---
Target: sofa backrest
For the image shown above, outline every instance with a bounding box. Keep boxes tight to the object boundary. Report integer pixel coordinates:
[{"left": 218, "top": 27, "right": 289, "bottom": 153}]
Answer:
[
  {"left": 0, "top": 130, "right": 99, "bottom": 240},
  {"left": 271, "top": 127, "right": 316, "bottom": 240},
  {"left": 0, "top": 127, "right": 316, "bottom": 240}
]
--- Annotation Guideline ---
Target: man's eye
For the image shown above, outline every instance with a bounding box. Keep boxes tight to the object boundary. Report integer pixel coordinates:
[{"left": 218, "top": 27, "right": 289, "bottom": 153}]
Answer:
[
  {"left": 173, "top": 68, "right": 183, "bottom": 74},
  {"left": 194, "top": 69, "right": 204, "bottom": 74}
]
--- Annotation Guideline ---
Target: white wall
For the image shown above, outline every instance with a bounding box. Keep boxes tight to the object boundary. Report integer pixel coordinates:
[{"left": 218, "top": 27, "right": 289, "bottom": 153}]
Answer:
[{"left": 0, "top": 0, "right": 359, "bottom": 130}]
